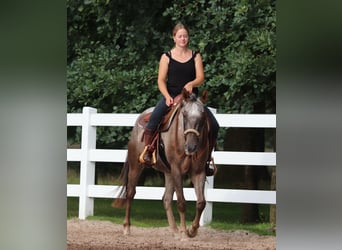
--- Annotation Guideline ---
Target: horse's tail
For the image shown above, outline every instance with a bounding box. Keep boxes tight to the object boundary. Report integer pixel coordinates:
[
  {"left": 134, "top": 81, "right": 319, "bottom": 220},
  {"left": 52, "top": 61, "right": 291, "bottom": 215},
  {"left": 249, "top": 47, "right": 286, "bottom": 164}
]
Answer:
[{"left": 111, "top": 158, "right": 129, "bottom": 208}]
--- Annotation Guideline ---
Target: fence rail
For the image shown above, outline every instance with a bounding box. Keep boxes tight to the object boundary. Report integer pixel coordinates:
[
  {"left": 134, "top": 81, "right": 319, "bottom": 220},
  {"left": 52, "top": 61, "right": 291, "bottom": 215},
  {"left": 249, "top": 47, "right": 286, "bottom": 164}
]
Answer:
[{"left": 67, "top": 107, "right": 276, "bottom": 225}]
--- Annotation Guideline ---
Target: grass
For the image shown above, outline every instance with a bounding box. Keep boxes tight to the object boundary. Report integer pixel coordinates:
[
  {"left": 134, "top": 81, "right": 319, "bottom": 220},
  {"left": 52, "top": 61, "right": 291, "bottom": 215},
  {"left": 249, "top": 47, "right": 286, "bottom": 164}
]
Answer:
[{"left": 67, "top": 197, "right": 275, "bottom": 236}]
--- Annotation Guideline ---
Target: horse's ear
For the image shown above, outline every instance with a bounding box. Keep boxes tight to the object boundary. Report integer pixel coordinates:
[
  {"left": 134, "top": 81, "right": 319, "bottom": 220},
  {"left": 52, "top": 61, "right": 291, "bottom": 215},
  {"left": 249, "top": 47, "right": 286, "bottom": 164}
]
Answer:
[
  {"left": 200, "top": 89, "right": 208, "bottom": 103},
  {"left": 182, "top": 88, "right": 191, "bottom": 100}
]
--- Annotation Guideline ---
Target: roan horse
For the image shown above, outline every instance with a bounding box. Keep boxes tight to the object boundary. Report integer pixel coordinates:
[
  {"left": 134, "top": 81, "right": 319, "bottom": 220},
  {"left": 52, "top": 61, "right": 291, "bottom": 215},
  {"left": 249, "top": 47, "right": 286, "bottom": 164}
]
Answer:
[{"left": 112, "top": 89, "right": 212, "bottom": 238}]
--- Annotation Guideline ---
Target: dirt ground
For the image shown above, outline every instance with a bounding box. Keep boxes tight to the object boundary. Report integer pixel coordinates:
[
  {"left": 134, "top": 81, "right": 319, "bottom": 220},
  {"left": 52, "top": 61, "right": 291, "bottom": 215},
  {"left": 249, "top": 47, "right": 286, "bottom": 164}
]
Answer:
[{"left": 67, "top": 219, "right": 276, "bottom": 250}]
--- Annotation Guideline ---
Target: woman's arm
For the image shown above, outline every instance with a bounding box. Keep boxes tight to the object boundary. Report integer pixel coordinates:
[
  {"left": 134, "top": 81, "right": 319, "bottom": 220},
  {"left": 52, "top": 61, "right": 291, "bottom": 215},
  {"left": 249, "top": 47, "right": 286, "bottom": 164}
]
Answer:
[
  {"left": 184, "top": 53, "right": 205, "bottom": 93},
  {"left": 157, "top": 54, "right": 173, "bottom": 106}
]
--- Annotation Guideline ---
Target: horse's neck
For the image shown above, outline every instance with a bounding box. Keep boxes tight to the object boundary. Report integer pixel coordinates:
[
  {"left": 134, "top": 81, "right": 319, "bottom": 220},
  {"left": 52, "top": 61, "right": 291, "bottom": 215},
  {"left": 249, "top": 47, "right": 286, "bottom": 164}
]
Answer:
[
  {"left": 174, "top": 107, "right": 184, "bottom": 137},
  {"left": 161, "top": 107, "right": 185, "bottom": 146}
]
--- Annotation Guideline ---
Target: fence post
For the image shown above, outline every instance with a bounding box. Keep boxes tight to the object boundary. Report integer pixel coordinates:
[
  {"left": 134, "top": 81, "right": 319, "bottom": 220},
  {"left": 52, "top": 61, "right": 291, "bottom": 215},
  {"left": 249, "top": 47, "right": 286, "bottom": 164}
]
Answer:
[
  {"left": 79, "top": 107, "right": 97, "bottom": 219},
  {"left": 200, "top": 107, "right": 216, "bottom": 226}
]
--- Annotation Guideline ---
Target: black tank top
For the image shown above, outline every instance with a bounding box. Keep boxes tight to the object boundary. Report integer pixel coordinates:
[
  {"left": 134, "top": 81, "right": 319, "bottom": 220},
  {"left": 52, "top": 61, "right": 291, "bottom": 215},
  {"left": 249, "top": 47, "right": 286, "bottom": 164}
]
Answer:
[{"left": 165, "top": 51, "right": 199, "bottom": 97}]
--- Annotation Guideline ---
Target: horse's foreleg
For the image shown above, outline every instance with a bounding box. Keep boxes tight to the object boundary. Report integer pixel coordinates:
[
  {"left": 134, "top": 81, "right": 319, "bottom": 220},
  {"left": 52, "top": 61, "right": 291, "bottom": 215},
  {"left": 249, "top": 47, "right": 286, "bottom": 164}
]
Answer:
[
  {"left": 177, "top": 194, "right": 187, "bottom": 238},
  {"left": 188, "top": 172, "right": 206, "bottom": 238},
  {"left": 173, "top": 174, "right": 187, "bottom": 238},
  {"left": 163, "top": 173, "right": 178, "bottom": 233}
]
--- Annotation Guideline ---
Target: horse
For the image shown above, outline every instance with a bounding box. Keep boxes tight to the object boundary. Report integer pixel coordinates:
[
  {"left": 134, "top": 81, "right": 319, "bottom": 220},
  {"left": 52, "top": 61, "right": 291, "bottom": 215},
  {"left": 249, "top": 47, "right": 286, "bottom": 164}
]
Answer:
[{"left": 112, "top": 89, "right": 213, "bottom": 238}]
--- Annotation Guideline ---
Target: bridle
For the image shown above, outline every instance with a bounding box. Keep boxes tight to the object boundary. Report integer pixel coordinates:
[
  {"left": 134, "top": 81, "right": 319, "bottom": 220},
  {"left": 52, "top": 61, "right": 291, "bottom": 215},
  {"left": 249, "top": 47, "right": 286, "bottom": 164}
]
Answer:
[
  {"left": 181, "top": 95, "right": 204, "bottom": 139},
  {"left": 183, "top": 128, "right": 200, "bottom": 137}
]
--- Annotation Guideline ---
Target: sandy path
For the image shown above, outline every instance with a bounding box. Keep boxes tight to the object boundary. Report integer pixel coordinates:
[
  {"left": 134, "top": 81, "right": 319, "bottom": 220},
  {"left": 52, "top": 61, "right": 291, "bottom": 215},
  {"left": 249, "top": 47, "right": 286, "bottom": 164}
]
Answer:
[{"left": 67, "top": 219, "right": 276, "bottom": 250}]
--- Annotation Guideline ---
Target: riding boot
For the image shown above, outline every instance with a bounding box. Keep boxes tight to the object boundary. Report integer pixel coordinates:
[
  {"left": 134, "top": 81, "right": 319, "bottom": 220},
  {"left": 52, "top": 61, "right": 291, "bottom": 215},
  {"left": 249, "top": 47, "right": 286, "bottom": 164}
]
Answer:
[
  {"left": 139, "top": 128, "right": 156, "bottom": 165},
  {"left": 205, "top": 113, "right": 219, "bottom": 176},
  {"left": 205, "top": 156, "right": 215, "bottom": 176},
  {"left": 205, "top": 140, "right": 216, "bottom": 176}
]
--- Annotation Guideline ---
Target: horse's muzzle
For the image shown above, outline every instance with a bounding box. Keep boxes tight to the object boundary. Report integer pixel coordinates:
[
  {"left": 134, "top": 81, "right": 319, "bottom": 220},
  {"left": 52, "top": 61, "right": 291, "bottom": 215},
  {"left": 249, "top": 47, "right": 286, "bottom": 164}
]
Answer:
[
  {"left": 184, "top": 128, "right": 200, "bottom": 155},
  {"left": 184, "top": 143, "right": 198, "bottom": 156}
]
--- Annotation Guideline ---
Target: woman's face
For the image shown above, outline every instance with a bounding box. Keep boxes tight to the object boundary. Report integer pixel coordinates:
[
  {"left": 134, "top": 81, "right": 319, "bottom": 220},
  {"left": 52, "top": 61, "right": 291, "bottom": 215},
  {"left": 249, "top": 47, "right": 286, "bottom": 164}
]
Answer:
[{"left": 173, "top": 28, "right": 189, "bottom": 48}]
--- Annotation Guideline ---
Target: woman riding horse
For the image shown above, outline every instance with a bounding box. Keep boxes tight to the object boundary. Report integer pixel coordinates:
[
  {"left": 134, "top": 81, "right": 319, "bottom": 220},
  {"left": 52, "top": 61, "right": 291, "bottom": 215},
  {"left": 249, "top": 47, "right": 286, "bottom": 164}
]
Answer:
[{"left": 113, "top": 89, "right": 216, "bottom": 237}]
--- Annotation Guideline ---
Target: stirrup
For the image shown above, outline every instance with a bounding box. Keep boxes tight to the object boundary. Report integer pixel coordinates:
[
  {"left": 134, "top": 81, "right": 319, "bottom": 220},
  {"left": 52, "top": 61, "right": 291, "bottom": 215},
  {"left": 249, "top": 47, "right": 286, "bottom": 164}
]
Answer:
[
  {"left": 139, "top": 146, "right": 156, "bottom": 165},
  {"left": 206, "top": 157, "right": 217, "bottom": 176}
]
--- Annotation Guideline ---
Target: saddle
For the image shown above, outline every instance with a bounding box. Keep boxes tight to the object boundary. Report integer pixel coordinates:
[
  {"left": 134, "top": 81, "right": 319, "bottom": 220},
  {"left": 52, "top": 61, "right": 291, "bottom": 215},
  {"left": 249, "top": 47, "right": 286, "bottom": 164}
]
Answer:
[{"left": 137, "top": 94, "right": 182, "bottom": 131}]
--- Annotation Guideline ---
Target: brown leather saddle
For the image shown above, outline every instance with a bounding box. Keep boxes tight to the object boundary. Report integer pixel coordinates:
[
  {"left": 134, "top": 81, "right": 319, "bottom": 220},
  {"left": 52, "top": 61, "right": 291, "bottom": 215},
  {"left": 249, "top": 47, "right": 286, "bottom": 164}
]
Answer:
[{"left": 137, "top": 94, "right": 183, "bottom": 131}]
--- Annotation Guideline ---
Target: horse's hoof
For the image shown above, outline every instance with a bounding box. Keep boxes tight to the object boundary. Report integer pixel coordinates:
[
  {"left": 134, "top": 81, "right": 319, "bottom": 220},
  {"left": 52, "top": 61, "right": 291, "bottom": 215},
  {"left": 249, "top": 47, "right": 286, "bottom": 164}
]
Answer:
[
  {"left": 187, "top": 227, "right": 198, "bottom": 238},
  {"left": 123, "top": 227, "right": 130, "bottom": 235}
]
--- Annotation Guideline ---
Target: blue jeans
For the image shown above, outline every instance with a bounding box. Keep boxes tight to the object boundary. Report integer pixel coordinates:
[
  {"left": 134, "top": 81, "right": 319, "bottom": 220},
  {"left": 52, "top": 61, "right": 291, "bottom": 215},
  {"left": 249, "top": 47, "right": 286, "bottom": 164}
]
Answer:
[{"left": 146, "top": 97, "right": 170, "bottom": 131}]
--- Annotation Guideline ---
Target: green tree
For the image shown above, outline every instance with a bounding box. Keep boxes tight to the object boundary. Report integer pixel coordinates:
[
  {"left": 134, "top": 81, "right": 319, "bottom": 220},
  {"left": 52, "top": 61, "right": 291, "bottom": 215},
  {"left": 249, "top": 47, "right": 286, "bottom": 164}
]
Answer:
[{"left": 68, "top": 0, "right": 276, "bottom": 115}]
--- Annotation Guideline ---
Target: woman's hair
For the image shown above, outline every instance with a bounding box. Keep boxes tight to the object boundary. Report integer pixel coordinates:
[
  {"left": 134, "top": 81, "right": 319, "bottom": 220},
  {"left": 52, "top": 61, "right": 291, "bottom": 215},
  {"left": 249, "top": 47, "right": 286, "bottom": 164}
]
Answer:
[{"left": 172, "top": 23, "right": 190, "bottom": 37}]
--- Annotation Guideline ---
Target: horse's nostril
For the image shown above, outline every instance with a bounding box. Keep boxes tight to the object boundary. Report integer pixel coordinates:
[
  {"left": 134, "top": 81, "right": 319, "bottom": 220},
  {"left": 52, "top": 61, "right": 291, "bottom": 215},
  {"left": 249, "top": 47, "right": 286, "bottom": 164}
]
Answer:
[{"left": 185, "top": 143, "right": 197, "bottom": 154}]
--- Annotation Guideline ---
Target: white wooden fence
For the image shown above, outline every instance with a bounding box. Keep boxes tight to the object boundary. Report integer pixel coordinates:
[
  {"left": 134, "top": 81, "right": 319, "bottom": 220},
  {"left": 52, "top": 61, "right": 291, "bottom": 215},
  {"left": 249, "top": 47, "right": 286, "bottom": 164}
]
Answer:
[{"left": 67, "top": 107, "right": 276, "bottom": 225}]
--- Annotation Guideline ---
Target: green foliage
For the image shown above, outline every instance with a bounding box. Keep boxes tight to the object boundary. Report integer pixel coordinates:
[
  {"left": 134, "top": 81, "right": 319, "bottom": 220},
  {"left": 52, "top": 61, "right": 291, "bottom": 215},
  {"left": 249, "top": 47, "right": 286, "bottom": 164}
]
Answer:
[
  {"left": 67, "top": 0, "right": 276, "bottom": 145},
  {"left": 67, "top": 44, "right": 160, "bottom": 114},
  {"left": 67, "top": 43, "right": 161, "bottom": 146}
]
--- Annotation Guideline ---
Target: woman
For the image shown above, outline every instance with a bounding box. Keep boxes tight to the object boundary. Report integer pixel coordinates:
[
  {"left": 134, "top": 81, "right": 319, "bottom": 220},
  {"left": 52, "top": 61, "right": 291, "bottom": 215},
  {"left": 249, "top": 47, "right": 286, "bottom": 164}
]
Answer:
[{"left": 140, "top": 23, "right": 219, "bottom": 176}]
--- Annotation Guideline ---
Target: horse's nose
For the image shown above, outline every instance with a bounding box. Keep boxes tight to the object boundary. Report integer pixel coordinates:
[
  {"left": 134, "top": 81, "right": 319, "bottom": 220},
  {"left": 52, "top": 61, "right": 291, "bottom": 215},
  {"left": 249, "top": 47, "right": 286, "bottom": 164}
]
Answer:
[{"left": 184, "top": 143, "right": 198, "bottom": 155}]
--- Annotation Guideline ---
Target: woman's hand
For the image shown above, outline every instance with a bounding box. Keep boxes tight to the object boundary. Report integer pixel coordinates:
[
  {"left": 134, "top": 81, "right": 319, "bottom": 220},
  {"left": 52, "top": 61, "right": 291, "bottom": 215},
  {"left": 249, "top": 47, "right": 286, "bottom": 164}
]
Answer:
[
  {"left": 165, "top": 96, "right": 174, "bottom": 106},
  {"left": 184, "top": 82, "right": 193, "bottom": 93}
]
